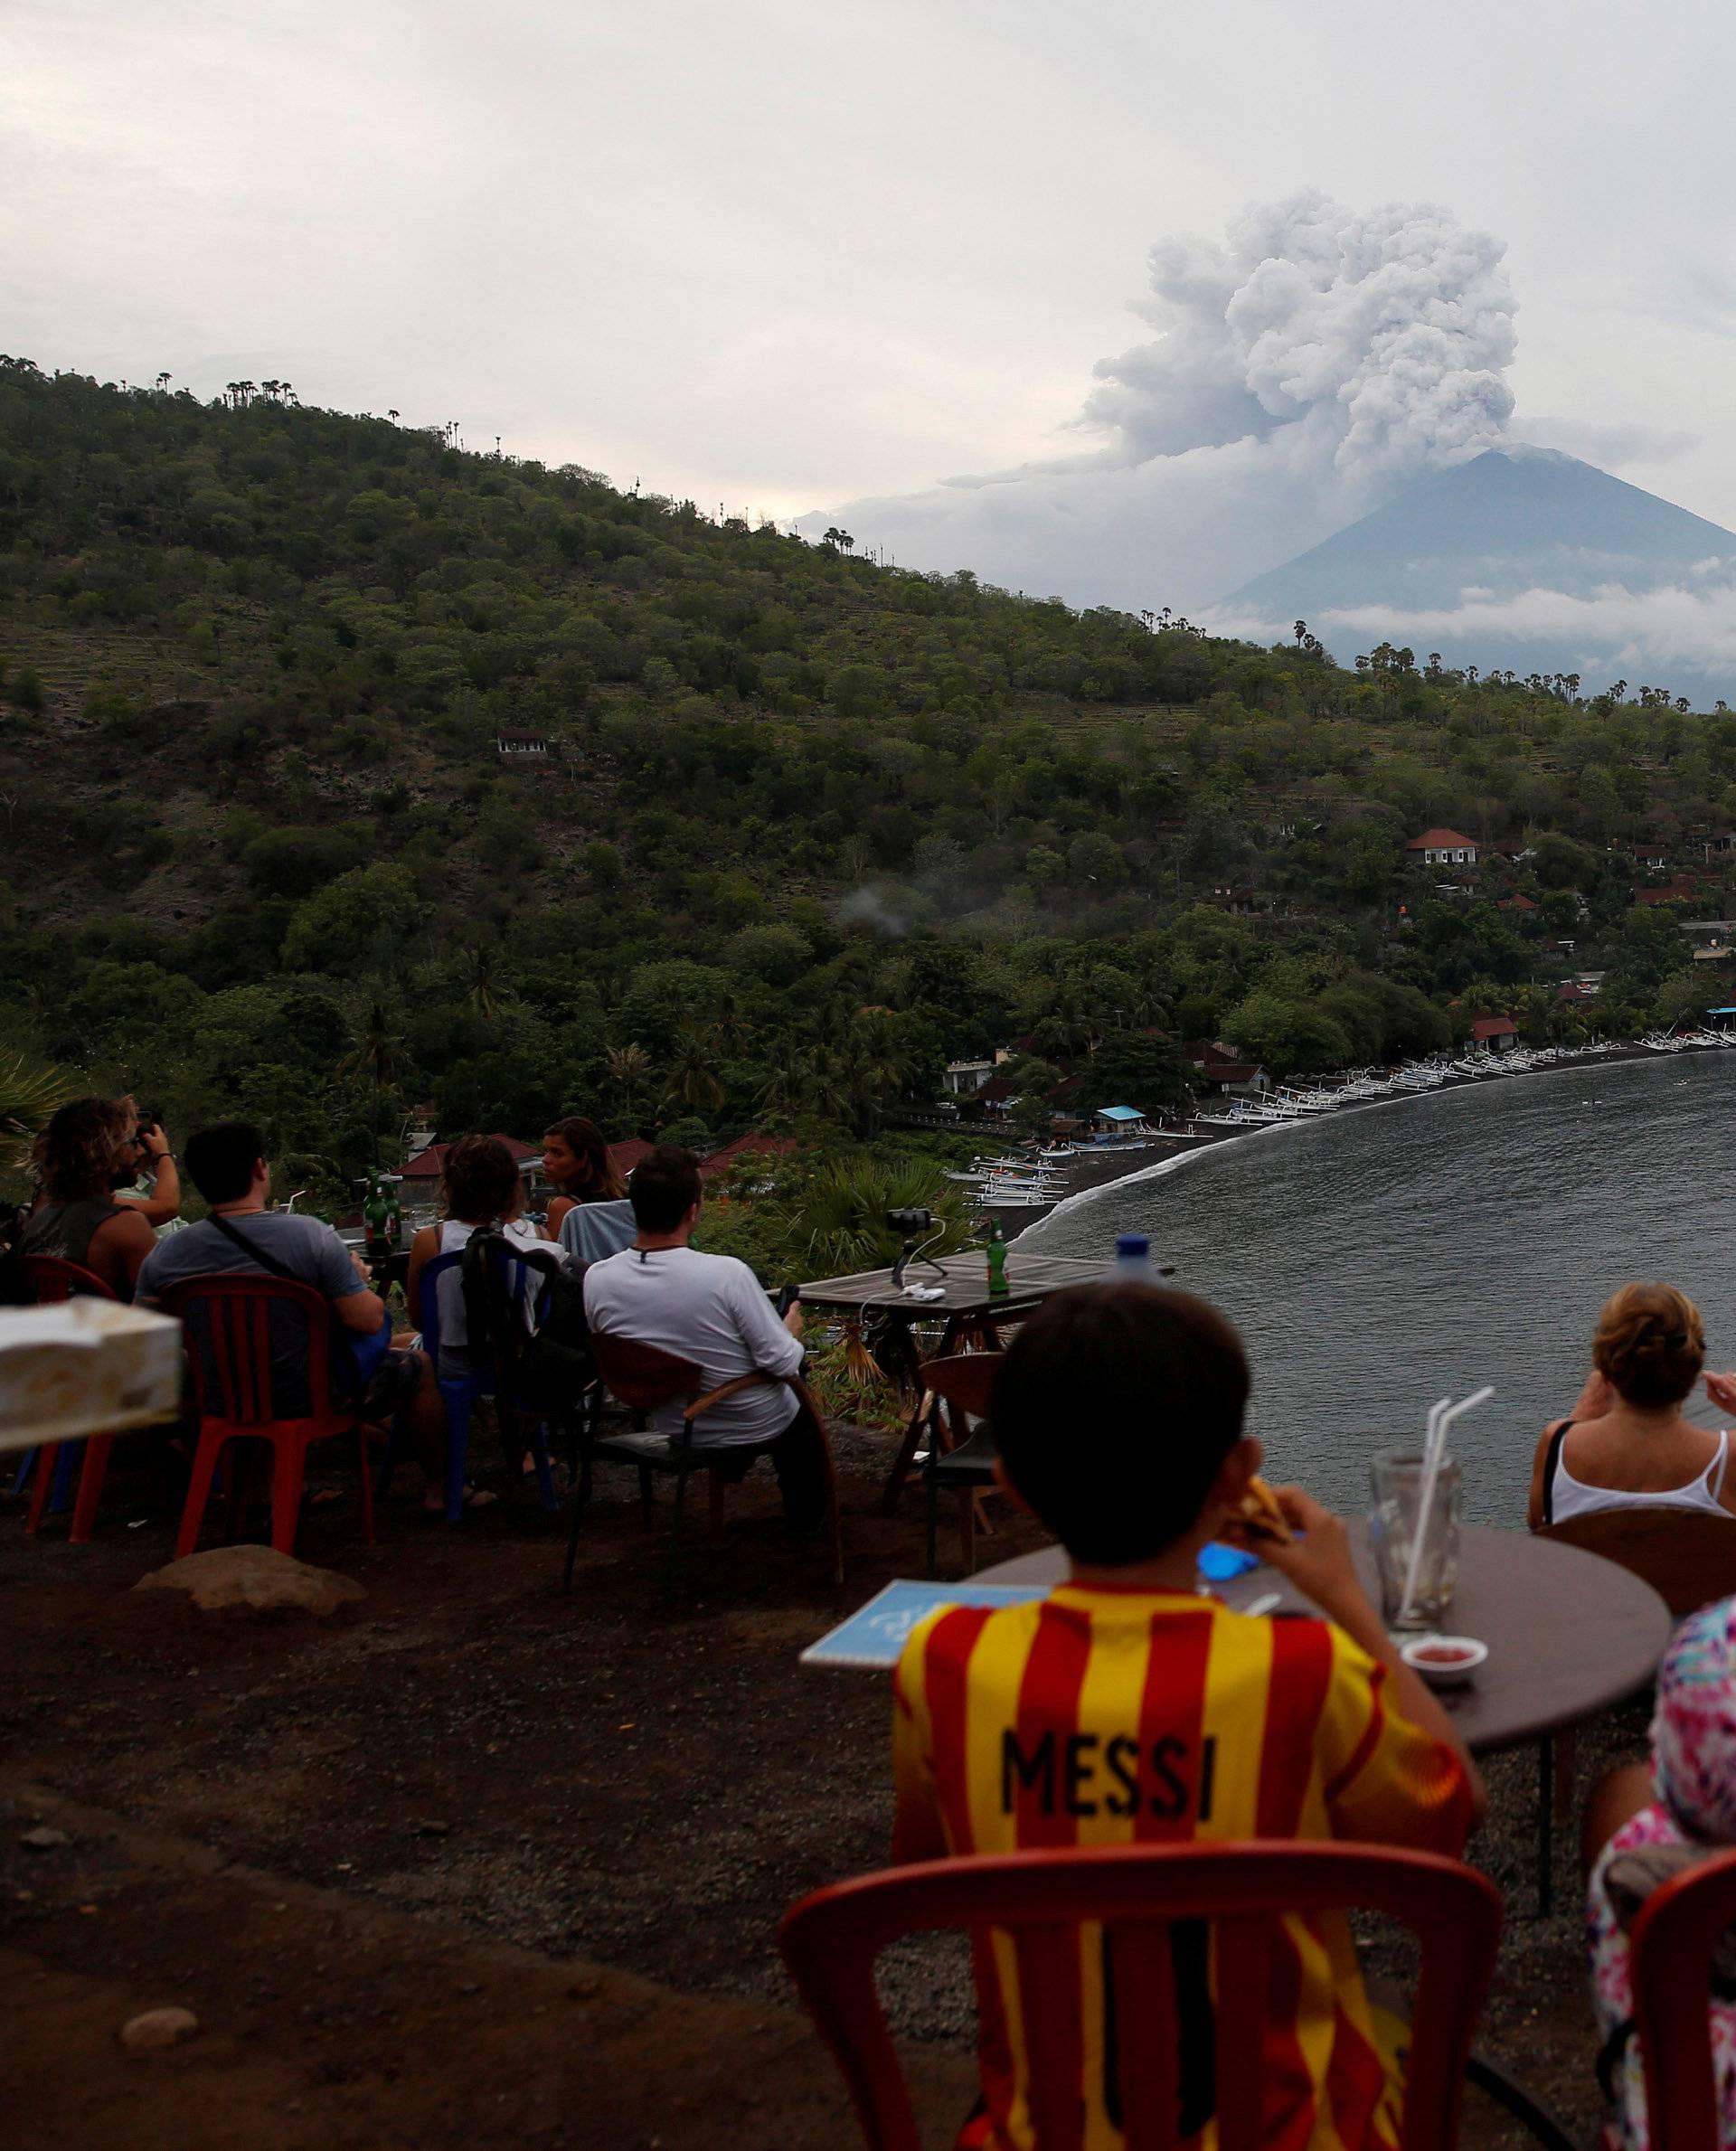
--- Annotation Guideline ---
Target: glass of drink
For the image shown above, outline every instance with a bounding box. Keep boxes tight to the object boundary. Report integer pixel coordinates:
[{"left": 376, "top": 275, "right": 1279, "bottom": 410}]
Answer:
[{"left": 1368, "top": 1448, "right": 1461, "bottom": 1631}]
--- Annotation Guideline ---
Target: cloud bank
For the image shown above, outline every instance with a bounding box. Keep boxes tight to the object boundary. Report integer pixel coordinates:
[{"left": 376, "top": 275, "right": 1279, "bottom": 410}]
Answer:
[{"left": 809, "top": 190, "right": 1734, "bottom": 693}]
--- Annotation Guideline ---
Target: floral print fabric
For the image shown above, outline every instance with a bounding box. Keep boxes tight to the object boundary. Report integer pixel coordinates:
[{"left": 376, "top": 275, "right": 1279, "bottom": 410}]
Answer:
[{"left": 1588, "top": 1597, "right": 1736, "bottom": 2148}]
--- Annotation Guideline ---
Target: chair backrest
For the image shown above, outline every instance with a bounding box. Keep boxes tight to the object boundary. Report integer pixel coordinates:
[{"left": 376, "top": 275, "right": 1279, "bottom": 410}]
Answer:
[
  {"left": 161, "top": 1273, "right": 336, "bottom": 1429},
  {"left": 590, "top": 1329, "right": 705, "bottom": 1413},
  {"left": 1534, "top": 1508, "right": 1736, "bottom": 1618},
  {"left": 779, "top": 1841, "right": 1503, "bottom": 2151},
  {"left": 420, "top": 1241, "right": 555, "bottom": 1374},
  {"left": 559, "top": 1199, "right": 637, "bottom": 1266},
  {"left": 920, "top": 1353, "right": 1002, "bottom": 1421},
  {"left": 1628, "top": 1843, "right": 1736, "bottom": 2151},
  {"left": 21, "top": 1253, "right": 117, "bottom": 1304},
  {"left": 416, "top": 1250, "right": 464, "bottom": 1362}
]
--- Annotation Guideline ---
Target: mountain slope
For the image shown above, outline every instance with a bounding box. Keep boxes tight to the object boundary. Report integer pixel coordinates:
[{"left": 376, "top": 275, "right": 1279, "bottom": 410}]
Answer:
[{"left": 1222, "top": 447, "right": 1736, "bottom": 614}]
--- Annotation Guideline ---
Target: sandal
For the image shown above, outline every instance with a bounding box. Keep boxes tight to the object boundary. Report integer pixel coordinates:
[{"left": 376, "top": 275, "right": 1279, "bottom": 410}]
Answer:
[{"left": 423, "top": 1486, "right": 499, "bottom": 1514}]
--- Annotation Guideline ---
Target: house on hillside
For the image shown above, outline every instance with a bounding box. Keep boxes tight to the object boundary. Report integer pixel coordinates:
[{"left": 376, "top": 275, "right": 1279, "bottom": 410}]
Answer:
[
  {"left": 1629, "top": 839, "right": 1670, "bottom": 872},
  {"left": 941, "top": 1058, "right": 995, "bottom": 1096},
  {"left": 1183, "top": 1041, "right": 1270, "bottom": 1098},
  {"left": 496, "top": 729, "right": 552, "bottom": 762},
  {"left": 699, "top": 1131, "right": 797, "bottom": 1183},
  {"left": 1709, "top": 830, "right": 1736, "bottom": 857},
  {"left": 1681, "top": 920, "right": 1736, "bottom": 961},
  {"left": 1496, "top": 894, "right": 1537, "bottom": 915},
  {"left": 1406, "top": 827, "right": 1479, "bottom": 867},
  {"left": 1470, "top": 1016, "right": 1518, "bottom": 1056}
]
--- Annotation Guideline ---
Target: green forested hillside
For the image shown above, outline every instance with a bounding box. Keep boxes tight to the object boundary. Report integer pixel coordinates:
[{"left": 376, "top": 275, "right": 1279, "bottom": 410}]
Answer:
[{"left": 1, "top": 357, "right": 1731, "bottom": 1198}]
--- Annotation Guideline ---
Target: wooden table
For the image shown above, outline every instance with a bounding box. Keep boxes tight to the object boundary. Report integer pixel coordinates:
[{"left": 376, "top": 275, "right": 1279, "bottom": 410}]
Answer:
[
  {"left": 799, "top": 1253, "right": 1105, "bottom": 1513},
  {"left": 978, "top": 1521, "right": 1673, "bottom": 1910}
]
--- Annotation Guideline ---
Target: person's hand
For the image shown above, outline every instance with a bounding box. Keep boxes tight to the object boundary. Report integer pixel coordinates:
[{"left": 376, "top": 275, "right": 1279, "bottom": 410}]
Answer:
[
  {"left": 1572, "top": 1367, "right": 1614, "bottom": 1420},
  {"left": 1225, "top": 1486, "right": 1367, "bottom": 1620},
  {"left": 1707, "top": 1371, "right": 1736, "bottom": 1417},
  {"left": 139, "top": 1123, "right": 170, "bottom": 1161},
  {"left": 350, "top": 1250, "right": 371, "bottom": 1284},
  {"left": 784, "top": 1302, "right": 805, "bottom": 1340}
]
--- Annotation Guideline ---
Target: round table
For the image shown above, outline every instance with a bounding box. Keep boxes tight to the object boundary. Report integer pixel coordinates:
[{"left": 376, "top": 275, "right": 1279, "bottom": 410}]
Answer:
[{"left": 976, "top": 1520, "right": 1672, "bottom": 1756}]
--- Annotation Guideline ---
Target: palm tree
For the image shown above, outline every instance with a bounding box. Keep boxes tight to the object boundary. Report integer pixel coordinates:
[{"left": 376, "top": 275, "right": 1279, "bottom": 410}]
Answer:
[
  {"left": 0, "top": 1050, "right": 69, "bottom": 1173},
  {"left": 460, "top": 942, "right": 512, "bottom": 1021},
  {"left": 155, "top": 372, "right": 171, "bottom": 392},
  {"left": 661, "top": 1030, "right": 725, "bottom": 1114},
  {"left": 605, "top": 1042, "right": 649, "bottom": 1127},
  {"left": 388, "top": 409, "right": 400, "bottom": 423},
  {"left": 337, "top": 994, "right": 409, "bottom": 1142}
]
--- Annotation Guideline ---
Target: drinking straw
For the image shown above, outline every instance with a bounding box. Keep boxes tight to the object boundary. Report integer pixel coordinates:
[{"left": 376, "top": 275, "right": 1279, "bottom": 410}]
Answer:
[{"left": 1400, "top": 1385, "right": 1495, "bottom": 1624}]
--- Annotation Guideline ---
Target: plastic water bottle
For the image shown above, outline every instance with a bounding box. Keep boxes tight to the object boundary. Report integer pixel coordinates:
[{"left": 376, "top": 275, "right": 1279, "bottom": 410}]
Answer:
[{"left": 1114, "top": 1232, "right": 1155, "bottom": 1284}]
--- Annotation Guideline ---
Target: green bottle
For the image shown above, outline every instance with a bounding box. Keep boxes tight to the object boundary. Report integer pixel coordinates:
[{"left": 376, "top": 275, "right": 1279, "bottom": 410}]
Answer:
[{"left": 986, "top": 1216, "right": 1009, "bottom": 1297}]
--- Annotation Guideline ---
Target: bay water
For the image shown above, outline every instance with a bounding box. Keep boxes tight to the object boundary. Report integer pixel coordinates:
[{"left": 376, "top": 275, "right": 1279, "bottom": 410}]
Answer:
[{"left": 1023, "top": 1052, "right": 1734, "bottom": 1524}]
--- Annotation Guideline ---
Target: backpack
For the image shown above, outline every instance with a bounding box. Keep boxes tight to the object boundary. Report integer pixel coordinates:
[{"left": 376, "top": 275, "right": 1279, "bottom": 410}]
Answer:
[{"left": 458, "top": 1229, "right": 594, "bottom": 1417}]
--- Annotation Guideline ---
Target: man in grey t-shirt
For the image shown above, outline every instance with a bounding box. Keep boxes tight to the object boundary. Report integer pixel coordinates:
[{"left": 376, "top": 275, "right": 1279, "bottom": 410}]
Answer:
[
  {"left": 137, "top": 1121, "right": 452, "bottom": 1508},
  {"left": 582, "top": 1145, "right": 824, "bottom": 1532}
]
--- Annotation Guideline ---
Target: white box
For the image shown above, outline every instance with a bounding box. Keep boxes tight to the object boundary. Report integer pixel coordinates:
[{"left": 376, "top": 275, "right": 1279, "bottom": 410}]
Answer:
[{"left": 0, "top": 1298, "right": 184, "bottom": 1453}]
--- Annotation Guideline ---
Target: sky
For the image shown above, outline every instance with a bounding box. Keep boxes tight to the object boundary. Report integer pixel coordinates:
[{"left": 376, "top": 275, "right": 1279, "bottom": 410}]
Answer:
[{"left": 10, "top": 1, "right": 1736, "bottom": 650}]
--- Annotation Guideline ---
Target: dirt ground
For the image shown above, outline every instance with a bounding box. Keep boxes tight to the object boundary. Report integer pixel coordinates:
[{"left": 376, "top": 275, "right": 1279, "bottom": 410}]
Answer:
[{"left": 0, "top": 1420, "right": 1646, "bottom": 2147}]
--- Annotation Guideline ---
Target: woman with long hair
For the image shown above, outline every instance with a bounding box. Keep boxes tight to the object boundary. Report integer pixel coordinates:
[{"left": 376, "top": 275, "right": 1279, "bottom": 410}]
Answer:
[
  {"left": 1527, "top": 1281, "right": 1735, "bottom": 1525},
  {"left": 22, "top": 1096, "right": 160, "bottom": 1297},
  {"left": 539, "top": 1116, "right": 626, "bottom": 1241}
]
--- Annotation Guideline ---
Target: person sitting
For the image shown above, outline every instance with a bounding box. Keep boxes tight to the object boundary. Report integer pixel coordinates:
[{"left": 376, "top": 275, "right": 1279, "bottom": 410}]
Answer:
[
  {"left": 406, "top": 1135, "right": 547, "bottom": 1381},
  {"left": 136, "top": 1121, "right": 452, "bottom": 1513},
  {"left": 1583, "top": 1595, "right": 1736, "bottom": 2149},
  {"left": 108, "top": 1099, "right": 184, "bottom": 1233},
  {"left": 20, "top": 1096, "right": 160, "bottom": 1298},
  {"left": 1528, "top": 1282, "right": 1736, "bottom": 1526},
  {"left": 892, "top": 1281, "right": 1482, "bottom": 2151},
  {"left": 581, "top": 1144, "right": 824, "bottom": 1533},
  {"left": 540, "top": 1116, "right": 626, "bottom": 1241}
]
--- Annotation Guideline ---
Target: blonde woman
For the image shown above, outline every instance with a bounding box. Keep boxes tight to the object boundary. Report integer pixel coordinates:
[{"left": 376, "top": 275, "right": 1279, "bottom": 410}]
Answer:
[{"left": 1527, "top": 1282, "right": 1736, "bottom": 1527}]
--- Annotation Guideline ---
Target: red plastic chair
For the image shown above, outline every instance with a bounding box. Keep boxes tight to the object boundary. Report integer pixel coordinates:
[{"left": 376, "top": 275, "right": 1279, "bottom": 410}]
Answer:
[
  {"left": 164, "top": 1274, "right": 375, "bottom": 1559},
  {"left": 21, "top": 1254, "right": 120, "bottom": 1543},
  {"left": 779, "top": 1841, "right": 1504, "bottom": 2151},
  {"left": 1628, "top": 1842, "right": 1736, "bottom": 2150}
]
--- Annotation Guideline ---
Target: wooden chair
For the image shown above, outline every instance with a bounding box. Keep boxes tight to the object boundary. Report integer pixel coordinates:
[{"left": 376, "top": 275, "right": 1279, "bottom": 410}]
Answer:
[
  {"left": 1534, "top": 1507, "right": 1736, "bottom": 1619},
  {"left": 1532, "top": 1507, "right": 1736, "bottom": 1901},
  {"left": 915, "top": 1353, "right": 1002, "bottom": 1579},
  {"left": 165, "top": 1274, "right": 375, "bottom": 1559},
  {"left": 19, "top": 1254, "right": 120, "bottom": 1542},
  {"left": 565, "top": 1332, "right": 842, "bottom": 1589},
  {"left": 1629, "top": 1842, "right": 1736, "bottom": 2150},
  {"left": 780, "top": 1841, "right": 1507, "bottom": 2151}
]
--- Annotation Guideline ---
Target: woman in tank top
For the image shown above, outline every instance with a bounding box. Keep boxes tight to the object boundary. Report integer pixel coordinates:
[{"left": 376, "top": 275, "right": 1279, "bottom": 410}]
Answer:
[
  {"left": 20, "top": 1097, "right": 159, "bottom": 1299},
  {"left": 539, "top": 1116, "right": 626, "bottom": 1242},
  {"left": 405, "top": 1135, "right": 545, "bottom": 1380},
  {"left": 1527, "top": 1282, "right": 1736, "bottom": 1526}
]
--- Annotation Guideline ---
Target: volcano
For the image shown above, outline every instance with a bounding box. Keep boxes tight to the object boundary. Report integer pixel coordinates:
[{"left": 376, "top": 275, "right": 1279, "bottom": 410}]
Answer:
[{"left": 1215, "top": 447, "right": 1736, "bottom": 693}]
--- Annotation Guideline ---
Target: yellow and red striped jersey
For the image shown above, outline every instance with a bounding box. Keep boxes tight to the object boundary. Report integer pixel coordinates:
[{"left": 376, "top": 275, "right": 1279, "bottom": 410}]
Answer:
[{"left": 892, "top": 1583, "right": 1471, "bottom": 2151}]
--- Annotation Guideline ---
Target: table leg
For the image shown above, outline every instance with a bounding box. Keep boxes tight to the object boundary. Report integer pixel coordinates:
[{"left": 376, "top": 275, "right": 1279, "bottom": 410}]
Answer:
[
  {"left": 1537, "top": 1735, "right": 1554, "bottom": 1918},
  {"left": 879, "top": 1317, "right": 962, "bottom": 1514}
]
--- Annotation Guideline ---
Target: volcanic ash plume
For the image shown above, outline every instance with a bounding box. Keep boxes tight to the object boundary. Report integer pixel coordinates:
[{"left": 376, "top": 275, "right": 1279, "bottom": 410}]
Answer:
[
  {"left": 1055, "top": 190, "right": 1518, "bottom": 486},
  {"left": 813, "top": 191, "right": 1523, "bottom": 608}
]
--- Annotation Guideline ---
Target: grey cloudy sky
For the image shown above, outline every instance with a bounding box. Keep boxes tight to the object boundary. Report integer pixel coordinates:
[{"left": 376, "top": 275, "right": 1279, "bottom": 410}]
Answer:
[{"left": 9, "top": 1, "right": 1736, "bottom": 619}]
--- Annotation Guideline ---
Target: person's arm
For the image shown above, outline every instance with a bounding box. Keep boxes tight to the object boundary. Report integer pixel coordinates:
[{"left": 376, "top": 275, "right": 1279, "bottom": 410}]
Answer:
[
  {"left": 1246, "top": 1487, "right": 1486, "bottom": 1827},
  {"left": 404, "top": 1225, "right": 437, "bottom": 1330},
  {"left": 544, "top": 1194, "right": 575, "bottom": 1241},
  {"left": 90, "top": 1208, "right": 160, "bottom": 1299},
  {"left": 333, "top": 1283, "right": 389, "bottom": 1335},
  {"left": 1526, "top": 1420, "right": 1567, "bottom": 1531},
  {"left": 728, "top": 1263, "right": 805, "bottom": 1379},
  {"left": 311, "top": 1226, "right": 388, "bottom": 1335},
  {"left": 118, "top": 1127, "right": 182, "bottom": 1226}
]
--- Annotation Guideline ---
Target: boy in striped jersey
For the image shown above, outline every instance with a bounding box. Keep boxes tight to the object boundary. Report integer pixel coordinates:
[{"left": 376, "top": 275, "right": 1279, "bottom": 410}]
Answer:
[{"left": 892, "top": 1283, "right": 1483, "bottom": 2151}]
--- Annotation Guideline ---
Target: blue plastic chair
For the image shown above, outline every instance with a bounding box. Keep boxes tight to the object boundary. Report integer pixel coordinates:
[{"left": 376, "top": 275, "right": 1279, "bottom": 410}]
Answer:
[
  {"left": 557, "top": 1199, "right": 637, "bottom": 1265},
  {"left": 396, "top": 1248, "right": 560, "bottom": 1523}
]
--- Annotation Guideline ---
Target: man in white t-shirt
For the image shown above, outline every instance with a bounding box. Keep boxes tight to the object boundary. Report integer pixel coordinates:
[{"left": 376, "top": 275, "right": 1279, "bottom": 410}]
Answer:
[{"left": 581, "top": 1146, "right": 825, "bottom": 1531}]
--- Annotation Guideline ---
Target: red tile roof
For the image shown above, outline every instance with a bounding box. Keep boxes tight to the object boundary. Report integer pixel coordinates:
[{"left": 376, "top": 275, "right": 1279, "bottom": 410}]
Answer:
[
  {"left": 400, "top": 1136, "right": 537, "bottom": 1180},
  {"left": 1497, "top": 895, "right": 1537, "bottom": 910},
  {"left": 1406, "top": 828, "right": 1477, "bottom": 850},
  {"left": 607, "top": 1138, "right": 655, "bottom": 1177},
  {"left": 1471, "top": 1017, "right": 1516, "bottom": 1042},
  {"left": 698, "top": 1132, "right": 797, "bottom": 1180}
]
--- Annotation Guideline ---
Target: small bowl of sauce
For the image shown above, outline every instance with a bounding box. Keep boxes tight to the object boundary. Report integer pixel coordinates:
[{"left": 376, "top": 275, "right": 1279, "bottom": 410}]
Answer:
[{"left": 1400, "top": 1635, "right": 1489, "bottom": 1688}]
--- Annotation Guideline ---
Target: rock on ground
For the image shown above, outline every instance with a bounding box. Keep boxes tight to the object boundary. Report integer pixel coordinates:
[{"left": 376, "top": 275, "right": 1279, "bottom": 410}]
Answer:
[
  {"left": 134, "top": 1545, "right": 365, "bottom": 1618},
  {"left": 119, "top": 2008, "right": 200, "bottom": 2052}
]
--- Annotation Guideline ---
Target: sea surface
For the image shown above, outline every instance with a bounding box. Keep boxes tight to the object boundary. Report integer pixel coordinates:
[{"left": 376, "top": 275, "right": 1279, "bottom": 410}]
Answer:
[{"left": 1022, "top": 1051, "right": 1734, "bottom": 1525}]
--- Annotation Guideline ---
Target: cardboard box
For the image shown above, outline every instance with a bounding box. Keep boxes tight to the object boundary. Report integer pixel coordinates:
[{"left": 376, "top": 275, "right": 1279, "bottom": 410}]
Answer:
[{"left": 0, "top": 1299, "right": 183, "bottom": 1454}]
